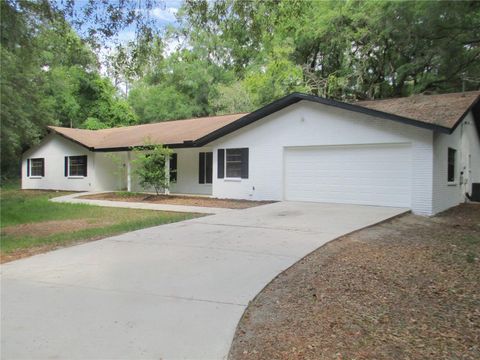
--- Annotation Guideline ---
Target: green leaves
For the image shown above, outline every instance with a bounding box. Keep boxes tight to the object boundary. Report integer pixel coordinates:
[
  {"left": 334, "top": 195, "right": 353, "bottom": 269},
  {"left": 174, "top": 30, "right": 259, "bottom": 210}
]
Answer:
[
  {"left": 178, "top": 0, "right": 480, "bottom": 100},
  {"left": 0, "top": 1, "right": 138, "bottom": 178},
  {"left": 3, "top": 0, "right": 480, "bottom": 179},
  {"left": 133, "top": 145, "right": 174, "bottom": 195}
]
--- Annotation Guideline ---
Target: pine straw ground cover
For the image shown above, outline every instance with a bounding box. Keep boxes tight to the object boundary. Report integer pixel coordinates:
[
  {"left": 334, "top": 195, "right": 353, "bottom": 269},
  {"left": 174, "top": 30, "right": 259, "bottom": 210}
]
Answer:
[
  {"left": 81, "top": 192, "right": 274, "bottom": 209},
  {"left": 229, "top": 204, "right": 480, "bottom": 360}
]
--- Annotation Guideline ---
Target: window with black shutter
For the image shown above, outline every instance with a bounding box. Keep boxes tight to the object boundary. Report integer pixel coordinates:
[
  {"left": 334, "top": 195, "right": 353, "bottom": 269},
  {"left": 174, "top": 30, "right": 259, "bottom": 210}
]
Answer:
[
  {"left": 199, "top": 152, "right": 213, "bottom": 184},
  {"left": 29, "top": 158, "right": 45, "bottom": 177},
  {"left": 225, "top": 148, "right": 249, "bottom": 179},
  {"left": 68, "top": 155, "right": 87, "bottom": 177},
  {"left": 447, "top": 147, "right": 456, "bottom": 183}
]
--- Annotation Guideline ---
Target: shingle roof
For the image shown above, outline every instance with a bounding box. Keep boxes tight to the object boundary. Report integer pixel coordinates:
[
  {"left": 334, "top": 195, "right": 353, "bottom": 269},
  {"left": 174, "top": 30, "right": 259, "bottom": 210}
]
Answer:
[
  {"left": 354, "top": 91, "right": 480, "bottom": 129},
  {"left": 48, "top": 91, "right": 479, "bottom": 151},
  {"left": 49, "top": 113, "right": 247, "bottom": 150}
]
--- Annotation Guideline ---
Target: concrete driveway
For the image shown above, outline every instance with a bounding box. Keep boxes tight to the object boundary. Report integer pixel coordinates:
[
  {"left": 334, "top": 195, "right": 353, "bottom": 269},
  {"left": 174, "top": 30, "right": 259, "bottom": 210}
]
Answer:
[{"left": 1, "top": 202, "right": 407, "bottom": 359}]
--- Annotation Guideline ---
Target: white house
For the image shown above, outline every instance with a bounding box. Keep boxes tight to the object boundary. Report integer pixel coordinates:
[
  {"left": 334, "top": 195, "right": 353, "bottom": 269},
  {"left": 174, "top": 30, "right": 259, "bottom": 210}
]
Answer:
[{"left": 22, "top": 91, "right": 480, "bottom": 215}]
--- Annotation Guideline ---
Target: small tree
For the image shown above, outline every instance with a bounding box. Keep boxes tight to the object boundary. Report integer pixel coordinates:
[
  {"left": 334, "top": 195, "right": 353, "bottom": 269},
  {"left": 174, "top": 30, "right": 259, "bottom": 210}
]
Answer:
[{"left": 133, "top": 144, "right": 173, "bottom": 195}]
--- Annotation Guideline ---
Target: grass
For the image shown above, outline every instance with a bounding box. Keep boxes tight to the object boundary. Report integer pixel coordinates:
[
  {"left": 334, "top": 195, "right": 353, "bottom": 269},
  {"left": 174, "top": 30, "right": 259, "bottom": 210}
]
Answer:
[{"left": 0, "top": 185, "right": 200, "bottom": 261}]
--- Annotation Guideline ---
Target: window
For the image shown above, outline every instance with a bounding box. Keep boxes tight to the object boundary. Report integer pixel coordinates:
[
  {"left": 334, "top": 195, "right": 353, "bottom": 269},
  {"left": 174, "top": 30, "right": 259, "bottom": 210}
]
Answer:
[
  {"left": 217, "top": 148, "right": 249, "bottom": 179},
  {"left": 27, "top": 158, "right": 45, "bottom": 177},
  {"left": 199, "top": 152, "right": 213, "bottom": 184},
  {"left": 66, "top": 155, "right": 87, "bottom": 177},
  {"left": 226, "top": 149, "right": 242, "bottom": 178},
  {"left": 170, "top": 153, "right": 177, "bottom": 182},
  {"left": 447, "top": 147, "right": 456, "bottom": 183}
]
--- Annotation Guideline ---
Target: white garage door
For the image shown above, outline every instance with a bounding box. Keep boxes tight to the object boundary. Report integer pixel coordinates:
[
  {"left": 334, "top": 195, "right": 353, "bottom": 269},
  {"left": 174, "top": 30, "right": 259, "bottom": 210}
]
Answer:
[{"left": 284, "top": 144, "right": 412, "bottom": 207}]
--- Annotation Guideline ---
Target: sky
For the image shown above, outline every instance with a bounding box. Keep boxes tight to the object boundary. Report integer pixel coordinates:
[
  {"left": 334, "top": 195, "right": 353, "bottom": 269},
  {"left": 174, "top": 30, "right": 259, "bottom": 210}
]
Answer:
[
  {"left": 58, "top": 0, "right": 183, "bottom": 50},
  {"left": 115, "top": 0, "right": 183, "bottom": 44},
  {"left": 59, "top": 0, "right": 184, "bottom": 83}
]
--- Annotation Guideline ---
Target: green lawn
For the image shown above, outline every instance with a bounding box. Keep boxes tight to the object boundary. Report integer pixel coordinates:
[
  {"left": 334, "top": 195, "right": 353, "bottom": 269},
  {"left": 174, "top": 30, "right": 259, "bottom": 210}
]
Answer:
[{"left": 0, "top": 185, "right": 200, "bottom": 261}]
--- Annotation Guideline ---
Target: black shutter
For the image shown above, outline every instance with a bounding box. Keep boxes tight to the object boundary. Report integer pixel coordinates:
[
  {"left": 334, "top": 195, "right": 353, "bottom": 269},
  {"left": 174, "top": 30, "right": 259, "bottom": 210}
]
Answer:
[
  {"left": 217, "top": 149, "right": 225, "bottom": 179},
  {"left": 64, "top": 157, "right": 68, "bottom": 177},
  {"left": 41, "top": 158, "right": 45, "bottom": 177},
  {"left": 27, "top": 159, "right": 30, "bottom": 177},
  {"left": 240, "top": 148, "right": 249, "bottom": 179},
  {"left": 170, "top": 153, "right": 177, "bottom": 182},
  {"left": 206, "top": 152, "right": 213, "bottom": 184},
  {"left": 199, "top": 152, "right": 205, "bottom": 184},
  {"left": 83, "top": 155, "right": 87, "bottom": 177}
]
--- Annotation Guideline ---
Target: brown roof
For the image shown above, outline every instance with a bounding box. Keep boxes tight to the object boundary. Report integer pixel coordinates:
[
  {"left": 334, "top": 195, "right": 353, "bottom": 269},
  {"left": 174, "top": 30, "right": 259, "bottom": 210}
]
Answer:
[
  {"left": 49, "top": 113, "right": 247, "bottom": 150},
  {"left": 48, "top": 91, "right": 479, "bottom": 151},
  {"left": 354, "top": 91, "right": 480, "bottom": 129}
]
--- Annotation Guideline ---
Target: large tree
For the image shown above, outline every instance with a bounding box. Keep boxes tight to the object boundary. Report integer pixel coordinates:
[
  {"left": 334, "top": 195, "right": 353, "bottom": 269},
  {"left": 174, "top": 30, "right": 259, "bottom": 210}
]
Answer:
[
  {"left": 3, "top": 0, "right": 480, "bottom": 177},
  {"left": 178, "top": 0, "right": 480, "bottom": 100},
  {"left": 0, "top": 1, "right": 137, "bottom": 177}
]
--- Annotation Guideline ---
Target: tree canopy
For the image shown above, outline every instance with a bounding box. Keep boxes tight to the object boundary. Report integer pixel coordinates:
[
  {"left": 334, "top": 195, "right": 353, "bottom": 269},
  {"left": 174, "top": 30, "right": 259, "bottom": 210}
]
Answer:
[
  {"left": 1, "top": 0, "right": 479, "bottom": 178},
  {"left": 1, "top": 0, "right": 136, "bottom": 177},
  {"left": 127, "top": 0, "right": 480, "bottom": 122}
]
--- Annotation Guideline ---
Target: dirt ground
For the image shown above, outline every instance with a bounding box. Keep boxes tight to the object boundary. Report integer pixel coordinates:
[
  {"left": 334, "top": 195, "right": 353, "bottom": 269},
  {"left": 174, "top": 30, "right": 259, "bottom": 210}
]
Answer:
[
  {"left": 2, "top": 219, "right": 113, "bottom": 238},
  {"left": 229, "top": 204, "right": 480, "bottom": 360},
  {"left": 81, "top": 192, "right": 274, "bottom": 209}
]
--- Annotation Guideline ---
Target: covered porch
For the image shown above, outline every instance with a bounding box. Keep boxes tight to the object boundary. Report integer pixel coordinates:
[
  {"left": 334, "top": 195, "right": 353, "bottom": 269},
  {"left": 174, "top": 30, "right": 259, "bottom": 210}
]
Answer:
[{"left": 93, "top": 147, "right": 214, "bottom": 196}]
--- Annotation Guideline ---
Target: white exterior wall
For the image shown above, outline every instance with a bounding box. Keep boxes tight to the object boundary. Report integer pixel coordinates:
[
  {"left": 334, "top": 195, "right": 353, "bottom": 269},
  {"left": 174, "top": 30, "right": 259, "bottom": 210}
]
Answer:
[
  {"left": 211, "top": 101, "right": 435, "bottom": 215},
  {"left": 22, "top": 135, "right": 213, "bottom": 195},
  {"left": 129, "top": 147, "right": 213, "bottom": 195},
  {"left": 22, "top": 134, "right": 95, "bottom": 191},
  {"left": 94, "top": 152, "right": 128, "bottom": 191},
  {"left": 432, "top": 112, "right": 480, "bottom": 213},
  {"left": 169, "top": 148, "right": 213, "bottom": 195}
]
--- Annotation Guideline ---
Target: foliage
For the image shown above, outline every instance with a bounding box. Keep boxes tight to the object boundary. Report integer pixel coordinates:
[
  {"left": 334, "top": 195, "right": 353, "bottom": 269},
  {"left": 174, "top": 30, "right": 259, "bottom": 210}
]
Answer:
[
  {"left": 2, "top": 0, "right": 480, "bottom": 177},
  {"left": 128, "top": 48, "right": 235, "bottom": 122},
  {"left": 209, "top": 82, "right": 254, "bottom": 115},
  {"left": 179, "top": 0, "right": 480, "bottom": 99},
  {"left": 0, "top": 1, "right": 137, "bottom": 178},
  {"left": 129, "top": 0, "right": 479, "bottom": 123},
  {"left": 243, "top": 42, "right": 310, "bottom": 106},
  {"left": 133, "top": 145, "right": 174, "bottom": 195}
]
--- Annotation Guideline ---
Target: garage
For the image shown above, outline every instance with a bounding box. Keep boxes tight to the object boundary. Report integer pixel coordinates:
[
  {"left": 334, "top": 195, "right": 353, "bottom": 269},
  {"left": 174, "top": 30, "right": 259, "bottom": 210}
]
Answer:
[{"left": 284, "top": 143, "right": 412, "bottom": 207}]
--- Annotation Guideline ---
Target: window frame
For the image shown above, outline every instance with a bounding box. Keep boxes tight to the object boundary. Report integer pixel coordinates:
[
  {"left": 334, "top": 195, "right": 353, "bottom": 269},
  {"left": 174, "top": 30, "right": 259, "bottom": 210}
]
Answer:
[
  {"left": 447, "top": 147, "right": 457, "bottom": 184},
  {"left": 225, "top": 148, "right": 243, "bottom": 179},
  {"left": 68, "top": 155, "right": 88, "bottom": 177},
  {"left": 29, "top": 158, "right": 45, "bottom": 178}
]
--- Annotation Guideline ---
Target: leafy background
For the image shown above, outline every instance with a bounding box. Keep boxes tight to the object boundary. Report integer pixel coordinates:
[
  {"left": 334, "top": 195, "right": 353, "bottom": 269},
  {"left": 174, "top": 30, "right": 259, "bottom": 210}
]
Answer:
[{"left": 1, "top": 0, "right": 479, "bottom": 177}]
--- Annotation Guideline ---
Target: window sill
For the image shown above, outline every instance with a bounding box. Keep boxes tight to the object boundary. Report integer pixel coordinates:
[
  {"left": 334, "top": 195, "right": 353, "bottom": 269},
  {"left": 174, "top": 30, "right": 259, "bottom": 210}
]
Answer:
[
  {"left": 29, "top": 176, "right": 43, "bottom": 179},
  {"left": 68, "top": 176, "right": 86, "bottom": 179},
  {"left": 447, "top": 182, "right": 458, "bottom": 186},
  {"left": 224, "top": 178, "right": 242, "bottom": 182}
]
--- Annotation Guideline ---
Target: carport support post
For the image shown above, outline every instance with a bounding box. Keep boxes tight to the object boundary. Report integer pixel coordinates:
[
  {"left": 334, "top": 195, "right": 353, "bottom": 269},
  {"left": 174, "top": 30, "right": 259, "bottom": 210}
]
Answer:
[
  {"left": 127, "top": 152, "right": 132, "bottom": 192},
  {"left": 164, "top": 155, "right": 170, "bottom": 195}
]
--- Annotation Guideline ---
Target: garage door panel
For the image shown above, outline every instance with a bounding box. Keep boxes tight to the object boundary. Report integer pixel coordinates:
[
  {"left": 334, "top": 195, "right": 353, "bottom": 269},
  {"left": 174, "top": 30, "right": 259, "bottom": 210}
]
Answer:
[{"left": 284, "top": 144, "right": 412, "bottom": 207}]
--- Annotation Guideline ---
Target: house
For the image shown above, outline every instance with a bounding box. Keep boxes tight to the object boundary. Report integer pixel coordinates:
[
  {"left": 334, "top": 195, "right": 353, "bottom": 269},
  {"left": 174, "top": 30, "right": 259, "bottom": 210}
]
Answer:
[{"left": 22, "top": 91, "right": 480, "bottom": 215}]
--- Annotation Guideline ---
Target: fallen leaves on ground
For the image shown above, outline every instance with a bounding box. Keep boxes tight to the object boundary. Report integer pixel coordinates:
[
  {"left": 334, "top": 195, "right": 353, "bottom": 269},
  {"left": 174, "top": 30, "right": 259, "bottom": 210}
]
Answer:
[{"left": 229, "top": 204, "right": 480, "bottom": 360}]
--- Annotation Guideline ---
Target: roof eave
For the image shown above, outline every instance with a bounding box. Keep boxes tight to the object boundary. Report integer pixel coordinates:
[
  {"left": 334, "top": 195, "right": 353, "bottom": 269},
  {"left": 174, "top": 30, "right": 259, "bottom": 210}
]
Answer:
[
  {"left": 448, "top": 94, "right": 480, "bottom": 133},
  {"left": 195, "top": 92, "right": 452, "bottom": 146},
  {"left": 93, "top": 141, "right": 198, "bottom": 152},
  {"left": 48, "top": 127, "right": 95, "bottom": 151}
]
